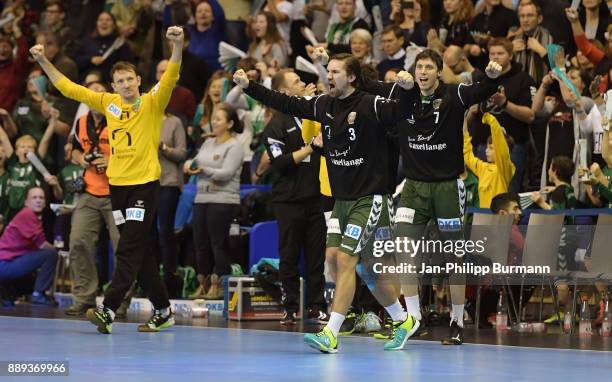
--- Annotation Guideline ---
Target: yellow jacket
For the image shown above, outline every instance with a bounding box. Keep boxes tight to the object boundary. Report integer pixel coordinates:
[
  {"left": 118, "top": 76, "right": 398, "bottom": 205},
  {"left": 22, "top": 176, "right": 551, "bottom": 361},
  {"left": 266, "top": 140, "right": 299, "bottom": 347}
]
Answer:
[
  {"left": 463, "top": 113, "right": 515, "bottom": 208},
  {"left": 301, "top": 119, "right": 331, "bottom": 197}
]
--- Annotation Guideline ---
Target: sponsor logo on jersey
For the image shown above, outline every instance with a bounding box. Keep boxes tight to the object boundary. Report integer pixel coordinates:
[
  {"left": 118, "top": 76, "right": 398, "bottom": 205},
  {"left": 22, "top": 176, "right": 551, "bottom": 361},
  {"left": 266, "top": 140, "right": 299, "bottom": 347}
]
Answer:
[
  {"left": 433, "top": 99, "right": 442, "bottom": 110},
  {"left": 395, "top": 207, "right": 415, "bottom": 224},
  {"left": 135, "top": 200, "right": 144, "bottom": 208},
  {"left": 437, "top": 218, "right": 462, "bottom": 232},
  {"left": 344, "top": 224, "right": 362, "bottom": 239},
  {"left": 113, "top": 210, "right": 126, "bottom": 225},
  {"left": 107, "top": 103, "right": 122, "bottom": 118},
  {"left": 270, "top": 143, "right": 282, "bottom": 158},
  {"left": 327, "top": 218, "right": 341, "bottom": 235},
  {"left": 347, "top": 112, "right": 356, "bottom": 125},
  {"left": 375, "top": 226, "right": 391, "bottom": 241},
  {"left": 126, "top": 208, "right": 146, "bottom": 222}
]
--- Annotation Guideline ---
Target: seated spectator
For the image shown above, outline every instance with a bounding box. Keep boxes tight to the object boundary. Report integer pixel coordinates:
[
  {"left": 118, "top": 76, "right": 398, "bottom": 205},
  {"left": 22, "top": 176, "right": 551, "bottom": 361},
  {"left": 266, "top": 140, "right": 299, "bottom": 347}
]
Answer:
[
  {"left": 324, "top": 0, "right": 369, "bottom": 55},
  {"left": 389, "top": 0, "right": 430, "bottom": 48},
  {"left": 376, "top": 25, "right": 406, "bottom": 80},
  {"left": 490, "top": 192, "right": 523, "bottom": 266},
  {"left": 39, "top": 0, "right": 75, "bottom": 55},
  {"left": 73, "top": 11, "right": 135, "bottom": 83},
  {"left": 184, "top": 103, "right": 245, "bottom": 299},
  {"left": 4, "top": 134, "right": 62, "bottom": 220},
  {"left": 0, "top": 186, "right": 58, "bottom": 306},
  {"left": 0, "top": 17, "right": 28, "bottom": 113},
  {"left": 464, "top": 112, "right": 516, "bottom": 208},
  {"left": 350, "top": 28, "right": 375, "bottom": 65},
  {"left": 248, "top": 11, "right": 290, "bottom": 69},
  {"left": 427, "top": 0, "right": 473, "bottom": 52},
  {"left": 182, "top": 0, "right": 225, "bottom": 71}
]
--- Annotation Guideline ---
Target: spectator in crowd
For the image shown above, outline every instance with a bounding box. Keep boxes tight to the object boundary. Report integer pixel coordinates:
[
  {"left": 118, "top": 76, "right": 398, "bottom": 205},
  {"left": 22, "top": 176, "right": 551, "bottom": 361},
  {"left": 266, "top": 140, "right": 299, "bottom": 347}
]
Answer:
[
  {"left": 184, "top": 0, "right": 225, "bottom": 71},
  {"left": 184, "top": 103, "right": 244, "bottom": 299},
  {"left": 427, "top": 0, "right": 473, "bottom": 52},
  {"left": 0, "top": 186, "right": 58, "bottom": 306},
  {"left": 39, "top": 0, "right": 75, "bottom": 56},
  {"left": 349, "top": 28, "right": 374, "bottom": 65},
  {"left": 34, "top": 32, "right": 79, "bottom": 95},
  {"left": 262, "top": 69, "right": 328, "bottom": 325},
  {"left": 5, "top": 134, "right": 63, "bottom": 220},
  {"left": 442, "top": 44, "right": 481, "bottom": 84},
  {"left": 157, "top": 110, "right": 187, "bottom": 298},
  {"left": 192, "top": 70, "right": 232, "bottom": 145},
  {"left": 577, "top": 0, "right": 609, "bottom": 45},
  {"left": 389, "top": 0, "right": 430, "bottom": 48},
  {"left": 470, "top": 37, "right": 535, "bottom": 194},
  {"left": 377, "top": 25, "right": 406, "bottom": 80},
  {"left": 464, "top": 0, "right": 518, "bottom": 70},
  {"left": 464, "top": 112, "right": 515, "bottom": 208},
  {"left": 177, "top": 28, "right": 211, "bottom": 103},
  {"left": 248, "top": 11, "right": 290, "bottom": 69},
  {"left": 63, "top": 81, "right": 120, "bottom": 316},
  {"left": 509, "top": 2, "right": 552, "bottom": 84},
  {"left": 490, "top": 192, "right": 523, "bottom": 265},
  {"left": 73, "top": 11, "right": 135, "bottom": 83},
  {"left": 0, "top": 16, "right": 28, "bottom": 113},
  {"left": 157, "top": 59, "right": 196, "bottom": 125},
  {"left": 324, "top": 0, "right": 369, "bottom": 54},
  {"left": 0, "top": 126, "right": 12, "bottom": 223},
  {"left": 584, "top": 118, "right": 612, "bottom": 207},
  {"left": 263, "top": 0, "right": 294, "bottom": 45}
]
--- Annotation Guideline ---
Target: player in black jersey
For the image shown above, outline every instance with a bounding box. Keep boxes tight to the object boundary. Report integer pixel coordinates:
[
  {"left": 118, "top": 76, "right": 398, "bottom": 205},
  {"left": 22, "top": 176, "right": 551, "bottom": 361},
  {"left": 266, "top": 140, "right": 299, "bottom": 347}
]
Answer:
[
  {"left": 234, "top": 50, "right": 420, "bottom": 353},
  {"left": 361, "top": 49, "right": 503, "bottom": 345}
]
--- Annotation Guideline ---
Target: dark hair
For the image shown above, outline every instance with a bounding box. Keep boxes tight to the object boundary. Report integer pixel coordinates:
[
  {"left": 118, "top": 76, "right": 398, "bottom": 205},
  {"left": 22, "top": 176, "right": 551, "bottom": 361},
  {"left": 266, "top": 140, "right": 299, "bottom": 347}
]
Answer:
[
  {"left": 93, "top": 11, "right": 116, "bottom": 38},
  {"left": 330, "top": 53, "right": 363, "bottom": 87},
  {"left": 414, "top": 49, "right": 443, "bottom": 71},
  {"left": 490, "top": 193, "right": 519, "bottom": 214},
  {"left": 488, "top": 37, "right": 513, "bottom": 55},
  {"left": 110, "top": 61, "right": 138, "bottom": 80},
  {"left": 550, "top": 155, "right": 575, "bottom": 183},
  {"left": 46, "top": 0, "right": 65, "bottom": 12},
  {"left": 360, "top": 63, "right": 379, "bottom": 83},
  {"left": 86, "top": 81, "right": 109, "bottom": 92},
  {"left": 0, "top": 35, "right": 14, "bottom": 48},
  {"left": 237, "top": 57, "right": 258, "bottom": 72},
  {"left": 216, "top": 103, "right": 243, "bottom": 134},
  {"left": 382, "top": 25, "right": 404, "bottom": 40}
]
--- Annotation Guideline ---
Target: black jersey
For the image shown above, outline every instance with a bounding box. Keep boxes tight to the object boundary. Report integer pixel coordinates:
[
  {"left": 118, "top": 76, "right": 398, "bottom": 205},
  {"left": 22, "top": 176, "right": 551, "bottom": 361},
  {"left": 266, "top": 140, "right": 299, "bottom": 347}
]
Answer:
[
  {"left": 361, "top": 76, "right": 498, "bottom": 182},
  {"left": 244, "top": 81, "right": 413, "bottom": 200}
]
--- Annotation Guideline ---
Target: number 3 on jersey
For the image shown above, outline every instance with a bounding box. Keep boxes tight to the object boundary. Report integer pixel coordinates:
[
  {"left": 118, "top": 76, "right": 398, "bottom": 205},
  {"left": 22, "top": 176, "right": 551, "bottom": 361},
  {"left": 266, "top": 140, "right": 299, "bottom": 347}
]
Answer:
[{"left": 348, "top": 127, "right": 356, "bottom": 141}]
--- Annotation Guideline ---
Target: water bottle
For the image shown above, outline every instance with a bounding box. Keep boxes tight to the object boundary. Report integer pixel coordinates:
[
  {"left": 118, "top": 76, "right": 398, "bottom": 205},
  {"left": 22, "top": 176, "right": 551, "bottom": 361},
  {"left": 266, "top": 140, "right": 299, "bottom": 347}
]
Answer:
[
  {"left": 229, "top": 218, "right": 240, "bottom": 237},
  {"left": 496, "top": 290, "right": 508, "bottom": 331},
  {"left": 602, "top": 293, "right": 612, "bottom": 337},
  {"left": 579, "top": 298, "right": 592, "bottom": 336},
  {"left": 563, "top": 300, "right": 573, "bottom": 333}
]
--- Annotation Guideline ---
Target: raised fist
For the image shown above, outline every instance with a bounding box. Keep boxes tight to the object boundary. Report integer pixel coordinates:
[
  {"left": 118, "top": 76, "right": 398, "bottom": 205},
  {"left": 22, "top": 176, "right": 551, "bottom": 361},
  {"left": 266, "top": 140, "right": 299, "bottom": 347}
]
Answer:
[
  {"left": 485, "top": 61, "right": 503, "bottom": 79},
  {"left": 29, "top": 44, "right": 45, "bottom": 61},
  {"left": 233, "top": 69, "right": 249, "bottom": 89},
  {"left": 166, "top": 26, "right": 184, "bottom": 43}
]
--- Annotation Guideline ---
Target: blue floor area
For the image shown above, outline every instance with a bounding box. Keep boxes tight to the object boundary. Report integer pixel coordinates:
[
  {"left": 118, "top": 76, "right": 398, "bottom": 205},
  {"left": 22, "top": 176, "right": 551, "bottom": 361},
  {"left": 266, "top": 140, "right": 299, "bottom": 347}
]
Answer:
[{"left": 1, "top": 316, "right": 611, "bottom": 382}]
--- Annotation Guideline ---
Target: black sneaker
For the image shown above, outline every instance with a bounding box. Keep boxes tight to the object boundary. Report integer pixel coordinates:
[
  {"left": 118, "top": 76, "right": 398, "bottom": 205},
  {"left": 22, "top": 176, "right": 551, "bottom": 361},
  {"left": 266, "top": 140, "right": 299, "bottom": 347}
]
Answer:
[
  {"left": 64, "top": 303, "right": 95, "bottom": 316},
  {"left": 306, "top": 308, "right": 330, "bottom": 324},
  {"left": 138, "top": 309, "right": 175, "bottom": 332},
  {"left": 413, "top": 319, "right": 429, "bottom": 337},
  {"left": 280, "top": 310, "right": 297, "bottom": 325},
  {"left": 441, "top": 321, "right": 464, "bottom": 345},
  {"left": 339, "top": 311, "right": 361, "bottom": 335},
  {"left": 372, "top": 316, "right": 394, "bottom": 339},
  {"left": 29, "top": 292, "right": 58, "bottom": 307},
  {"left": 86, "top": 307, "right": 113, "bottom": 334}
]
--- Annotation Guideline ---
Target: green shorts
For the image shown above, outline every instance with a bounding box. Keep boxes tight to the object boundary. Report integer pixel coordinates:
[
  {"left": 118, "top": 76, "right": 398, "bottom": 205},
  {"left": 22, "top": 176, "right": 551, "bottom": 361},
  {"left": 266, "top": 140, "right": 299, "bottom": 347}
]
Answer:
[
  {"left": 396, "top": 178, "right": 465, "bottom": 232},
  {"left": 326, "top": 195, "right": 393, "bottom": 257}
]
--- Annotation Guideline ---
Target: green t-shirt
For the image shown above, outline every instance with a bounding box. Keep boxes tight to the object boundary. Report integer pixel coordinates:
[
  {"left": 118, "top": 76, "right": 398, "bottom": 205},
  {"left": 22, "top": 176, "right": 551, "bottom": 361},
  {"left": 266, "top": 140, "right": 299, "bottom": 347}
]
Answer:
[
  {"left": 59, "top": 163, "right": 83, "bottom": 205},
  {"left": 596, "top": 166, "right": 612, "bottom": 208},
  {"left": 6, "top": 155, "right": 42, "bottom": 219}
]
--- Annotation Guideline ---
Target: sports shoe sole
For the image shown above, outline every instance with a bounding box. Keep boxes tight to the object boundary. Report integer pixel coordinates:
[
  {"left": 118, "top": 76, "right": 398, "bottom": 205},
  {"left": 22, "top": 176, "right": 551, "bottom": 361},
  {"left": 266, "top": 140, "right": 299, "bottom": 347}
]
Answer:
[
  {"left": 86, "top": 309, "right": 112, "bottom": 334},
  {"left": 384, "top": 319, "right": 420, "bottom": 351},
  {"left": 304, "top": 336, "right": 338, "bottom": 354}
]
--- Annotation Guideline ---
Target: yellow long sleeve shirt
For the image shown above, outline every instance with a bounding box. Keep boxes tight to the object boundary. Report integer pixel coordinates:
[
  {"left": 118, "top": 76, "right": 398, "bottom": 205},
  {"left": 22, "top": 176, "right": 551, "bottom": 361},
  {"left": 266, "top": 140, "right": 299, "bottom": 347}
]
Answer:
[
  {"left": 301, "top": 118, "right": 331, "bottom": 197},
  {"left": 55, "top": 61, "right": 180, "bottom": 186},
  {"left": 463, "top": 113, "right": 515, "bottom": 208}
]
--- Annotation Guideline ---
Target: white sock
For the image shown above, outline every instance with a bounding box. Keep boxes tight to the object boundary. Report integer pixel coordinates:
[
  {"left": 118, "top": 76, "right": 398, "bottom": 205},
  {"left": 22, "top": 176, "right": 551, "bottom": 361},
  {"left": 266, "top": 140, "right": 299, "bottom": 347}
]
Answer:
[
  {"left": 451, "top": 304, "right": 464, "bottom": 328},
  {"left": 103, "top": 307, "right": 116, "bottom": 321},
  {"left": 385, "top": 300, "right": 408, "bottom": 322},
  {"left": 326, "top": 312, "right": 345, "bottom": 337},
  {"left": 404, "top": 295, "right": 422, "bottom": 321},
  {"left": 158, "top": 307, "right": 171, "bottom": 317}
]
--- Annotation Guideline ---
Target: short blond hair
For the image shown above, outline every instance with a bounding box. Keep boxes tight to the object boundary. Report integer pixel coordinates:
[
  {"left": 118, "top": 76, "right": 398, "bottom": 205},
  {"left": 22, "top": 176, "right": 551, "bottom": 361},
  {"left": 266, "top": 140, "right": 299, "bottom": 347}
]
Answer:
[
  {"left": 350, "top": 28, "right": 372, "bottom": 46},
  {"left": 15, "top": 135, "right": 37, "bottom": 149}
]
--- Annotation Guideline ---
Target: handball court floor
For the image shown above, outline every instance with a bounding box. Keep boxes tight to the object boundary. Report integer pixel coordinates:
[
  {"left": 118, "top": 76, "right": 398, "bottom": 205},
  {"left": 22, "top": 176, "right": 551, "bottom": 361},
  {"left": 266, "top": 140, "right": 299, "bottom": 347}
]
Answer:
[{"left": 1, "top": 306, "right": 611, "bottom": 382}]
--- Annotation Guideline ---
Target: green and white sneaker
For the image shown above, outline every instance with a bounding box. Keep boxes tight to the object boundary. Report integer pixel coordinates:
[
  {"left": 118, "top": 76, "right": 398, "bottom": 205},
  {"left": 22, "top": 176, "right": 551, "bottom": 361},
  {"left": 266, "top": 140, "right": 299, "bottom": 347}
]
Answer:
[
  {"left": 137, "top": 309, "right": 175, "bottom": 332},
  {"left": 304, "top": 327, "right": 338, "bottom": 353},
  {"left": 383, "top": 315, "right": 420, "bottom": 351}
]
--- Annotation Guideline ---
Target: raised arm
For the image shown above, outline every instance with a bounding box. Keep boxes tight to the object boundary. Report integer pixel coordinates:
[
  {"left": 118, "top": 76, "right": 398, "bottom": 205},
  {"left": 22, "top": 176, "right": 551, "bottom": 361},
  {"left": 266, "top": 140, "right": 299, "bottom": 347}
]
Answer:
[
  {"left": 456, "top": 61, "right": 503, "bottom": 108},
  {"left": 484, "top": 112, "right": 515, "bottom": 183},
  {"left": 234, "top": 70, "right": 319, "bottom": 121},
  {"left": 463, "top": 120, "right": 485, "bottom": 178},
  {"left": 375, "top": 71, "right": 417, "bottom": 125},
  {"left": 152, "top": 26, "right": 184, "bottom": 111}
]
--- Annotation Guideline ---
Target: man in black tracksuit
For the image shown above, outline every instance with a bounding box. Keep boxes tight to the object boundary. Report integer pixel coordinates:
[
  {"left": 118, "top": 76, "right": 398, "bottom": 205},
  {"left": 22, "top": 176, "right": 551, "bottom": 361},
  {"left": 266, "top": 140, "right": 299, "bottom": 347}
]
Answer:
[
  {"left": 262, "top": 69, "right": 328, "bottom": 325},
  {"left": 361, "top": 49, "right": 503, "bottom": 345}
]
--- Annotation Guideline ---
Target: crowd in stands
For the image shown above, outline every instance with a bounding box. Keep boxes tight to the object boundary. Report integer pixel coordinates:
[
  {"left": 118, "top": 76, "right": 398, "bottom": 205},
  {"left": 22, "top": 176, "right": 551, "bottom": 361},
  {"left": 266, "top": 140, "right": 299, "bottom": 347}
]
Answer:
[{"left": 0, "top": 0, "right": 610, "bottom": 333}]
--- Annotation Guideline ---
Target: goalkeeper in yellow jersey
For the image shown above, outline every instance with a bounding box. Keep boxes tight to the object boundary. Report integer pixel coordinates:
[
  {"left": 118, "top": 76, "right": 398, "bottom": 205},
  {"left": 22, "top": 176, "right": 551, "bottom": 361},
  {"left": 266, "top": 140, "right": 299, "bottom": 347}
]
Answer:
[{"left": 30, "top": 26, "right": 185, "bottom": 334}]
